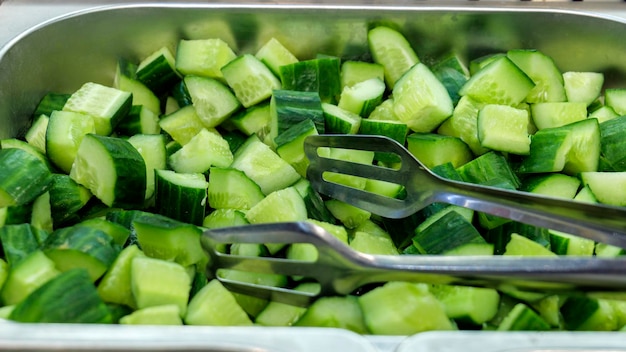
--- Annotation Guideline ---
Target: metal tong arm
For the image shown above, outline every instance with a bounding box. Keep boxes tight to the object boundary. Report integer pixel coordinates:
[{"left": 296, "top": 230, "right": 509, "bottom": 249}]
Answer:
[
  {"left": 305, "top": 135, "right": 626, "bottom": 249},
  {"left": 202, "top": 222, "right": 626, "bottom": 296}
]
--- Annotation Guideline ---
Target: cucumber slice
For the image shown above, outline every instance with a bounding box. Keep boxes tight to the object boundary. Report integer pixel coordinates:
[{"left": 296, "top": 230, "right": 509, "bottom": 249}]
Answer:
[
  {"left": 507, "top": 49, "right": 566, "bottom": 103},
  {"left": 407, "top": 133, "right": 472, "bottom": 169},
  {"left": 24, "top": 114, "right": 49, "bottom": 153},
  {"left": 437, "top": 95, "right": 489, "bottom": 156},
  {"left": 530, "top": 102, "right": 587, "bottom": 130},
  {"left": 128, "top": 133, "right": 167, "bottom": 202},
  {"left": 185, "top": 279, "right": 253, "bottom": 326},
  {"left": 255, "top": 37, "right": 299, "bottom": 78},
  {"left": 169, "top": 128, "right": 233, "bottom": 173},
  {"left": 599, "top": 115, "right": 626, "bottom": 171},
  {"left": 255, "top": 282, "right": 318, "bottom": 326},
  {"left": 131, "top": 256, "right": 191, "bottom": 317},
  {"left": 0, "top": 148, "right": 52, "bottom": 208},
  {"left": 202, "top": 208, "right": 248, "bottom": 229},
  {"left": 325, "top": 199, "right": 371, "bottom": 230},
  {"left": 1, "top": 250, "right": 60, "bottom": 305},
  {"left": 503, "top": 233, "right": 557, "bottom": 257},
  {"left": 207, "top": 167, "right": 264, "bottom": 210},
  {"left": 497, "top": 303, "right": 551, "bottom": 331},
  {"left": 119, "top": 304, "right": 182, "bottom": 325},
  {"left": 430, "top": 284, "right": 500, "bottom": 325},
  {"left": 561, "top": 296, "right": 618, "bottom": 331},
  {"left": 337, "top": 77, "right": 386, "bottom": 118},
  {"left": 604, "top": 88, "right": 626, "bottom": 115},
  {"left": 43, "top": 225, "right": 120, "bottom": 282},
  {"left": 159, "top": 105, "right": 206, "bottom": 145},
  {"left": 0, "top": 138, "right": 54, "bottom": 172},
  {"left": 368, "top": 26, "right": 419, "bottom": 89},
  {"left": 230, "top": 134, "right": 300, "bottom": 195},
  {"left": 245, "top": 186, "right": 307, "bottom": 225},
  {"left": 340, "top": 61, "right": 385, "bottom": 90},
  {"left": 30, "top": 191, "right": 53, "bottom": 233},
  {"left": 116, "top": 105, "right": 160, "bottom": 136},
  {"left": 76, "top": 218, "right": 130, "bottom": 247},
  {"left": 115, "top": 59, "right": 161, "bottom": 115},
  {"left": 350, "top": 230, "right": 398, "bottom": 255},
  {"left": 229, "top": 103, "right": 271, "bottom": 136},
  {"left": 275, "top": 119, "right": 319, "bottom": 177},
  {"left": 270, "top": 89, "right": 325, "bottom": 141},
  {"left": 322, "top": 102, "right": 362, "bottom": 134},
  {"left": 175, "top": 38, "right": 237, "bottom": 79},
  {"left": 279, "top": 56, "right": 341, "bottom": 103},
  {"left": 295, "top": 295, "right": 369, "bottom": 333},
  {"left": 457, "top": 151, "right": 520, "bottom": 189},
  {"left": 0, "top": 224, "right": 40, "bottom": 267},
  {"left": 135, "top": 46, "right": 181, "bottom": 95},
  {"left": 184, "top": 75, "right": 241, "bottom": 128},
  {"left": 392, "top": 63, "right": 454, "bottom": 133},
  {"left": 8, "top": 268, "right": 112, "bottom": 323},
  {"left": 62, "top": 82, "right": 132, "bottom": 136},
  {"left": 69, "top": 134, "right": 146, "bottom": 208},
  {"left": 45, "top": 110, "right": 96, "bottom": 173},
  {"left": 563, "top": 71, "right": 604, "bottom": 106},
  {"left": 413, "top": 211, "right": 490, "bottom": 255},
  {"left": 368, "top": 98, "right": 399, "bottom": 121},
  {"left": 549, "top": 230, "right": 594, "bottom": 256},
  {"left": 154, "top": 170, "right": 208, "bottom": 226},
  {"left": 459, "top": 56, "right": 534, "bottom": 106},
  {"left": 32, "top": 92, "right": 70, "bottom": 118},
  {"left": 521, "top": 173, "right": 581, "bottom": 199},
  {"left": 48, "top": 174, "right": 92, "bottom": 226},
  {"left": 222, "top": 54, "right": 281, "bottom": 108},
  {"left": 580, "top": 171, "right": 626, "bottom": 206},
  {"left": 132, "top": 211, "right": 206, "bottom": 267},
  {"left": 589, "top": 105, "right": 618, "bottom": 124},
  {"left": 358, "top": 281, "right": 453, "bottom": 335},
  {"left": 477, "top": 104, "right": 530, "bottom": 155}
]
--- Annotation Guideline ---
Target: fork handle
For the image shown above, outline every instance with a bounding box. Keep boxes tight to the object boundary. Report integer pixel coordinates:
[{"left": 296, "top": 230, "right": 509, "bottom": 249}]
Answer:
[
  {"left": 433, "top": 178, "right": 626, "bottom": 248},
  {"left": 343, "top": 254, "right": 626, "bottom": 294}
]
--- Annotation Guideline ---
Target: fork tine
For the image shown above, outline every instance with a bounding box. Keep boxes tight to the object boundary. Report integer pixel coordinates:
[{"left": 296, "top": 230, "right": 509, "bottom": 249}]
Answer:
[{"left": 217, "top": 278, "right": 317, "bottom": 307}]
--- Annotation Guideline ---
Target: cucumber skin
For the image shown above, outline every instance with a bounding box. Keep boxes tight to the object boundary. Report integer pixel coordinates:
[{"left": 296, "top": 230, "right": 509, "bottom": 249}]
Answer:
[
  {"left": 0, "top": 148, "right": 52, "bottom": 208},
  {"left": 9, "top": 269, "right": 113, "bottom": 323}
]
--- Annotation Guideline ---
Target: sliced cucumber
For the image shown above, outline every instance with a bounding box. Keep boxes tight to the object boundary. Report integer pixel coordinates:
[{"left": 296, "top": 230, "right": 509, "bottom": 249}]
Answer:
[
  {"left": 158, "top": 105, "right": 206, "bottom": 145},
  {"left": 337, "top": 77, "right": 386, "bottom": 118},
  {"left": 1, "top": 250, "right": 60, "bottom": 305},
  {"left": 340, "top": 60, "right": 385, "bottom": 90},
  {"left": 279, "top": 56, "right": 341, "bottom": 103},
  {"left": 154, "top": 169, "right": 208, "bottom": 226},
  {"left": 222, "top": 54, "right": 281, "bottom": 108},
  {"left": 255, "top": 37, "right": 299, "bottom": 78},
  {"left": 8, "top": 268, "right": 112, "bottom": 323},
  {"left": 507, "top": 49, "right": 566, "bottom": 103},
  {"left": 322, "top": 103, "right": 362, "bottom": 134},
  {"left": 185, "top": 279, "right": 253, "bottom": 326},
  {"left": 437, "top": 95, "right": 488, "bottom": 156},
  {"left": 392, "top": 63, "right": 454, "bottom": 133},
  {"left": 128, "top": 133, "right": 167, "bottom": 202},
  {"left": 0, "top": 148, "right": 52, "bottom": 208},
  {"left": 62, "top": 82, "right": 132, "bottom": 136},
  {"left": 45, "top": 110, "right": 96, "bottom": 173},
  {"left": 459, "top": 56, "right": 534, "bottom": 106},
  {"left": 131, "top": 256, "right": 191, "bottom": 317},
  {"left": 207, "top": 167, "right": 264, "bottom": 210},
  {"left": 407, "top": 132, "right": 472, "bottom": 169},
  {"left": 230, "top": 134, "right": 300, "bottom": 195},
  {"left": 580, "top": 171, "right": 626, "bottom": 206},
  {"left": 169, "top": 128, "right": 233, "bottom": 174},
  {"left": 184, "top": 75, "right": 241, "bottom": 128},
  {"left": 135, "top": 46, "right": 180, "bottom": 95},
  {"left": 175, "top": 38, "right": 237, "bottom": 79},
  {"left": 24, "top": 114, "right": 49, "bottom": 153},
  {"left": 116, "top": 105, "right": 160, "bottom": 136},
  {"left": 368, "top": 26, "right": 419, "bottom": 89},
  {"left": 530, "top": 102, "right": 587, "bottom": 130},
  {"left": 563, "top": 71, "right": 604, "bottom": 106},
  {"left": 69, "top": 134, "right": 146, "bottom": 208},
  {"left": 295, "top": 295, "right": 369, "bottom": 333},
  {"left": 477, "top": 104, "right": 530, "bottom": 155}
]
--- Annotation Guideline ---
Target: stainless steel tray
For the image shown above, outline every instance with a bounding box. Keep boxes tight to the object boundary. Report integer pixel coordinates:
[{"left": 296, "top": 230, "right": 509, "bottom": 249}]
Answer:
[{"left": 2, "top": 2, "right": 626, "bottom": 351}]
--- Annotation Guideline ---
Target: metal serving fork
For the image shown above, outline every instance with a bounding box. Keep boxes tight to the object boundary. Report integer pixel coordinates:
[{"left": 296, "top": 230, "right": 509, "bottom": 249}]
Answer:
[
  {"left": 202, "top": 222, "right": 626, "bottom": 307},
  {"left": 304, "top": 134, "right": 626, "bottom": 249}
]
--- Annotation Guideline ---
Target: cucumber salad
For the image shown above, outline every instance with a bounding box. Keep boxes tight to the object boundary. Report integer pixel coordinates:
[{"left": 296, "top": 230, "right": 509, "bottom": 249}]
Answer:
[{"left": 1, "top": 24, "right": 626, "bottom": 333}]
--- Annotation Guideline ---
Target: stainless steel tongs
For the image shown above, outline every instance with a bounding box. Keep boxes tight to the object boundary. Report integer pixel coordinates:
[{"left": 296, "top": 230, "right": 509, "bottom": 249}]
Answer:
[
  {"left": 304, "top": 134, "right": 626, "bottom": 249},
  {"left": 202, "top": 222, "right": 626, "bottom": 307}
]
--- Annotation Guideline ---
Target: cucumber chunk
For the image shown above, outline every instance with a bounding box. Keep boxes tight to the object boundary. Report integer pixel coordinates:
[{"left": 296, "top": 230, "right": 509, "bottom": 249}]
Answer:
[
  {"left": 392, "top": 63, "right": 454, "bottom": 133},
  {"left": 175, "top": 38, "right": 236, "bottom": 79},
  {"left": 9, "top": 268, "right": 112, "bottom": 323},
  {"left": 184, "top": 75, "right": 241, "bottom": 128},
  {"left": 295, "top": 296, "right": 369, "bottom": 333},
  {"left": 185, "top": 279, "right": 253, "bottom": 326},
  {"left": 0, "top": 250, "right": 60, "bottom": 305},
  {"left": 255, "top": 37, "right": 299, "bottom": 78},
  {"left": 207, "top": 167, "right": 264, "bottom": 210},
  {"left": 507, "top": 49, "right": 566, "bottom": 103},
  {"left": 358, "top": 282, "right": 453, "bottom": 335},
  {"left": 459, "top": 56, "right": 534, "bottom": 106},
  {"left": 477, "top": 104, "right": 530, "bottom": 155},
  {"left": 131, "top": 256, "right": 191, "bottom": 317},
  {"left": 0, "top": 148, "right": 52, "bottom": 208},
  {"left": 222, "top": 54, "right": 281, "bottom": 108},
  {"left": 62, "top": 82, "right": 132, "bottom": 136},
  {"left": 119, "top": 304, "right": 183, "bottom": 325},
  {"left": 368, "top": 26, "right": 419, "bottom": 89},
  {"left": 169, "top": 128, "right": 233, "bottom": 173},
  {"left": 154, "top": 169, "right": 208, "bottom": 226},
  {"left": 69, "top": 134, "right": 146, "bottom": 208}
]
